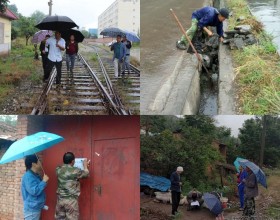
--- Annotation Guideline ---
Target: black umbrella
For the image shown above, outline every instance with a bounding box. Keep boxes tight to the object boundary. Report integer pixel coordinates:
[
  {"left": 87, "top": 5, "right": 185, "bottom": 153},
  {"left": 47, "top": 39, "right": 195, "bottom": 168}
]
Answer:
[
  {"left": 100, "top": 27, "right": 125, "bottom": 38},
  {"left": 61, "top": 29, "right": 85, "bottom": 43},
  {"left": 35, "top": 15, "right": 78, "bottom": 31}
]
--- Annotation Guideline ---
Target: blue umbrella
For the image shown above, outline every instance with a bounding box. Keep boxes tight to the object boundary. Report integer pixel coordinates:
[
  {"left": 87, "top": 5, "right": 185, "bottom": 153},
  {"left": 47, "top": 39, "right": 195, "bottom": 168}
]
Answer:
[
  {"left": 203, "top": 193, "right": 223, "bottom": 216},
  {"left": 0, "top": 132, "right": 64, "bottom": 165},
  {"left": 123, "top": 30, "right": 140, "bottom": 42},
  {"left": 238, "top": 159, "right": 267, "bottom": 188},
  {"left": 234, "top": 157, "right": 245, "bottom": 171}
]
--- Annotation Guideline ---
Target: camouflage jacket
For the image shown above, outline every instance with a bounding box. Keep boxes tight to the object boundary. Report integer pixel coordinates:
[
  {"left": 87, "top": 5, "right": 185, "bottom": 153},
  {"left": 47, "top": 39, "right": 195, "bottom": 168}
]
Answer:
[{"left": 56, "top": 164, "right": 89, "bottom": 199}]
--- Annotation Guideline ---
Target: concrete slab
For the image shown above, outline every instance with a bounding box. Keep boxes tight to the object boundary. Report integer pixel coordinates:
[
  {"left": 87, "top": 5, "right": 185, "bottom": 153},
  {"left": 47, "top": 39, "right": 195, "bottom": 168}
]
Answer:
[{"left": 218, "top": 0, "right": 237, "bottom": 114}]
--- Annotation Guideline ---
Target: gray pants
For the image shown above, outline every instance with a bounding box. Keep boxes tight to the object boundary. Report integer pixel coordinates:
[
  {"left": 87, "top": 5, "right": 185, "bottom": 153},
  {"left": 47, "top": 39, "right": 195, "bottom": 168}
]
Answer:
[
  {"left": 66, "top": 54, "right": 76, "bottom": 72},
  {"left": 122, "top": 55, "right": 131, "bottom": 74},
  {"left": 113, "top": 58, "right": 122, "bottom": 77}
]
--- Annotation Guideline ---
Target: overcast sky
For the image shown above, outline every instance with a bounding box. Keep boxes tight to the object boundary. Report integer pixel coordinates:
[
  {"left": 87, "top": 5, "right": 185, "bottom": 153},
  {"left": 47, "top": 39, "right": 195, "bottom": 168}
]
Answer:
[
  {"left": 9, "top": 0, "right": 115, "bottom": 29},
  {"left": 214, "top": 115, "right": 255, "bottom": 137}
]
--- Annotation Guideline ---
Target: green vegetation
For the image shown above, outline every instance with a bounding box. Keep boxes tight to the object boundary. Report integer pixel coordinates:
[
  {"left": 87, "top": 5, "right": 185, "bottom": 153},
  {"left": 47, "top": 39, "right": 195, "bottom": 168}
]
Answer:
[
  {"left": 0, "top": 38, "right": 41, "bottom": 102},
  {"left": 226, "top": 0, "right": 280, "bottom": 114}
]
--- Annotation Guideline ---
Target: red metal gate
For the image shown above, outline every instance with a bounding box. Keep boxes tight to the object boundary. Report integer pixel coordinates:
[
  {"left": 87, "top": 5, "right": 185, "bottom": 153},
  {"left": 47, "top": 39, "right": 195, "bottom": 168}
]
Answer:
[{"left": 41, "top": 116, "right": 140, "bottom": 220}]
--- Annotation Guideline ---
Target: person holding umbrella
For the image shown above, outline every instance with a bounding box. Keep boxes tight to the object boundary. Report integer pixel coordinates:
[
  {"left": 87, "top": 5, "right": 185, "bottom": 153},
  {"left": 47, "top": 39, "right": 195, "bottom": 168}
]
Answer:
[
  {"left": 43, "top": 31, "right": 66, "bottom": 85},
  {"left": 121, "top": 35, "right": 132, "bottom": 75},
  {"left": 21, "top": 154, "right": 49, "bottom": 220},
  {"left": 39, "top": 34, "right": 50, "bottom": 80},
  {"left": 237, "top": 166, "right": 248, "bottom": 211},
  {"left": 170, "top": 166, "right": 183, "bottom": 216},
  {"left": 111, "top": 35, "right": 126, "bottom": 78},
  {"left": 66, "top": 34, "right": 79, "bottom": 74},
  {"left": 243, "top": 166, "right": 259, "bottom": 217}
]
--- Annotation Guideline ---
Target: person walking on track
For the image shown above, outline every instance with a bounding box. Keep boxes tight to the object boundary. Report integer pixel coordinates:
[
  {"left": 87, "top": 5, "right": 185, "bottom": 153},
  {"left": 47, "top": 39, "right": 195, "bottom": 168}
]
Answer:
[
  {"left": 43, "top": 31, "right": 65, "bottom": 85},
  {"left": 121, "top": 35, "right": 132, "bottom": 75},
  {"left": 111, "top": 35, "right": 126, "bottom": 78},
  {"left": 39, "top": 34, "right": 50, "bottom": 81},
  {"left": 176, "top": 6, "right": 229, "bottom": 50},
  {"left": 66, "top": 35, "right": 79, "bottom": 74}
]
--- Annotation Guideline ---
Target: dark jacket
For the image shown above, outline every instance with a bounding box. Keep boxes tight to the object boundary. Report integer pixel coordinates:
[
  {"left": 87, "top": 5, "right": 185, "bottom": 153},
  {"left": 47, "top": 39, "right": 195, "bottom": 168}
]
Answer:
[
  {"left": 66, "top": 41, "right": 79, "bottom": 55},
  {"left": 39, "top": 41, "right": 48, "bottom": 57},
  {"left": 192, "top": 6, "right": 224, "bottom": 37},
  {"left": 244, "top": 172, "right": 258, "bottom": 198},
  {"left": 170, "top": 171, "right": 181, "bottom": 192}
]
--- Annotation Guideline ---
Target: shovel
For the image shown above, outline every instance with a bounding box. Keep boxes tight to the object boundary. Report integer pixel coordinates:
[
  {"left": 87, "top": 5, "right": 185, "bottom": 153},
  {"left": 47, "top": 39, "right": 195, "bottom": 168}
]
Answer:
[{"left": 170, "top": 8, "right": 214, "bottom": 88}]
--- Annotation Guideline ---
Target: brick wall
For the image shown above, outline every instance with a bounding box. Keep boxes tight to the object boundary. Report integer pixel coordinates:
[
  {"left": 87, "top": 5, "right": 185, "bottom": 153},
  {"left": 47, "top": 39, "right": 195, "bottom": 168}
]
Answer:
[
  {"left": 0, "top": 147, "right": 16, "bottom": 220},
  {"left": 13, "top": 115, "right": 28, "bottom": 220}
]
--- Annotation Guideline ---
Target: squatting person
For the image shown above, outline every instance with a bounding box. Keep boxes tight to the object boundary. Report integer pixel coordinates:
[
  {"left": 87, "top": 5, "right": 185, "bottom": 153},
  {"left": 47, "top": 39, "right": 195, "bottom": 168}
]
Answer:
[
  {"left": 55, "top": 152, "right": 90, "bottom": 220},
  {"left": 21, "top": 154, "right": 49, "bottom": 220},
  {"left": 176, "top": 6, "right": 229, "bottom": 50}
]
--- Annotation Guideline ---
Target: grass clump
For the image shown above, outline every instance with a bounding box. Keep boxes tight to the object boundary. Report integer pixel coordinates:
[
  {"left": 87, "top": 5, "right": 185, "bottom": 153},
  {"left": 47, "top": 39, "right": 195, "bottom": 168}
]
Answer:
[
  {"left": 0, "top": 38, "right": 42, "bottom": 103},
  {"left": 226, "top": 0, "right": 280, "bottom": 114}
]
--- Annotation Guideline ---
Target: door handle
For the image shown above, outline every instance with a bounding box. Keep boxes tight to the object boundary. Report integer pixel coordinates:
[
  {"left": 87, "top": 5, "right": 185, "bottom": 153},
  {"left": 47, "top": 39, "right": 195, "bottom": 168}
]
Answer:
[{"left": 94, "top": 184, "right": 102, "bottom": 196}]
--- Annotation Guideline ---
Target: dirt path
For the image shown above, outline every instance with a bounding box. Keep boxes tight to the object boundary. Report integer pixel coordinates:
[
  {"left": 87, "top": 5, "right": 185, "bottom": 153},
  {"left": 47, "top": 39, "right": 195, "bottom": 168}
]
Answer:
[{"left": 141, "top": 194, "right": 216, "bottom": 220}]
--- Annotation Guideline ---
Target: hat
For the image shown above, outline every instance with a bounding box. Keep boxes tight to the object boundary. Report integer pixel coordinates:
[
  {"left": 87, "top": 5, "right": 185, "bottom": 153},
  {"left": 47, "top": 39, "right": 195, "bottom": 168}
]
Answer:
[
  {"left": 177, "top": 166, "right": 184, "bottom": 172},
  {"left": 219, "top": 8, "right": 229, "bottom": 19}
]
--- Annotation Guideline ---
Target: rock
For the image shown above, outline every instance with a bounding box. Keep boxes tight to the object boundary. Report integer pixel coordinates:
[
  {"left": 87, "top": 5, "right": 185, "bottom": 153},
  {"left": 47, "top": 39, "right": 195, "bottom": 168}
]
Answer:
[
  {"left": 244, "top": 34, "right": 257, "bottom": 45},
  {"left": 237, "top": 16, "right": 246, "bottom": 22},
  {"left": 229, "top": 38, "right": 244, "bottom": 50},
  {"left": 202, "top": 55, "right": 211, "bottom": 68},
  {"left": 233, "top": 38, "right": 245, "bottom": 50},
  {"left": 234, "top": 25, "right": 252, "bottom": 33},
  {"left": 222, "top": 39, "right": 230, "bottom": 44}
]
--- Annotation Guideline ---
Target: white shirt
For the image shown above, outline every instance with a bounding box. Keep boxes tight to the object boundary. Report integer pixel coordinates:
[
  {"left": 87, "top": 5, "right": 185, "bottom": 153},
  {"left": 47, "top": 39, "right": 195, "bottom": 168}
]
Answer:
[{"left": 45, "top": 37, "right": 66, "bottom": 62}]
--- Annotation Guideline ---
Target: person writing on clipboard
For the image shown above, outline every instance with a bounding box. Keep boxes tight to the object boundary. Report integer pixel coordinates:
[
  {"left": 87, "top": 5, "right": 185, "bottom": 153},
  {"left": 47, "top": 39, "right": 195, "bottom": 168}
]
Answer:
[{"left": 55, "top": 152, "right": 90, "bottom": 220}]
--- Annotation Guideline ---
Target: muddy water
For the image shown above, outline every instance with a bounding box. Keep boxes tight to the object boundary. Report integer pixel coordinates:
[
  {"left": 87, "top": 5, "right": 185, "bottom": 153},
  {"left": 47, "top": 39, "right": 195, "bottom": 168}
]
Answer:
[
  {"left": 141, "top": 0, "right": 206, "bottom": 114},
  {"left": 248, "top": 0, "right": 280, "bottom": 53}
]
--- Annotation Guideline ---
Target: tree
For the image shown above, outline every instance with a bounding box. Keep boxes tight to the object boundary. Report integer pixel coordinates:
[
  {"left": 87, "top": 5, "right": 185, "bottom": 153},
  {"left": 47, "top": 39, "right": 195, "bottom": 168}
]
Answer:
[
  {"left": 17, "top": 15, "right": 37, "bottom": 45},
  {"left": 7, "top": 4, "right": 18, "bottom": 15},
  {"left": 81, "top": 30, "right": 90, "bottom": 38},
  {"left": 31, "top": 10, "right": 46, "bottom": 24},
  {"left": 238, "top": 116, "right": 280, "bottom": 167},
  {"left": 0, "top": 0, "right": 9, "bottom": 13}
]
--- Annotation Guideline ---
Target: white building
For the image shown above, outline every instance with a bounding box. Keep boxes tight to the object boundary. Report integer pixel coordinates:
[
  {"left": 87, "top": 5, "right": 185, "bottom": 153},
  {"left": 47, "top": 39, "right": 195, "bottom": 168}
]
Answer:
[{"left": 98, "top": 0, "right": 140, "bottom": 37}]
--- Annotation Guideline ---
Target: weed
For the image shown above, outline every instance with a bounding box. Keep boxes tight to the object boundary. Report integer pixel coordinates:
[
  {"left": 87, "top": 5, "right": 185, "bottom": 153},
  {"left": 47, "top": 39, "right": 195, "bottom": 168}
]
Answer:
[{"left": 226, "top": 0, "right": 280, "bottom": 114}]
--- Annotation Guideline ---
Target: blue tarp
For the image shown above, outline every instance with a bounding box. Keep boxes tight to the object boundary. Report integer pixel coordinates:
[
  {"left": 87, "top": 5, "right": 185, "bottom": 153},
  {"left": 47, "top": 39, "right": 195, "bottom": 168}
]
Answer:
[{"left": 140, "top": 172, "right": 171, "bottom": 192}]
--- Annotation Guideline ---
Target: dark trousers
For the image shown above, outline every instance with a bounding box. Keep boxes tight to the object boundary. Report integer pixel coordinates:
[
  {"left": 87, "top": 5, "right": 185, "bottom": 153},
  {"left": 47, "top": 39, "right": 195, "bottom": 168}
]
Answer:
[
  {"left": 45, "top": 59, "right": 62, "bottom": 84},
  {"left": 171, "top": 191, "right": 181, "bottom": 215},
  {"left": 243, "top": 197, "right": 255, "bottom": 216}
]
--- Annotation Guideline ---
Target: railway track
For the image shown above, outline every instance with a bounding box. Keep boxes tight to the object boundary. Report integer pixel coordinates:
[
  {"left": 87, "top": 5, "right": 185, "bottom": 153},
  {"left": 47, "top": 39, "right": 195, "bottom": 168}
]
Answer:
[
  {"left": 31, "top": 53, "right": 130, "bottom": 115},
  {"left": 86, "top": 44, "right": 140, "bottom": 113}
]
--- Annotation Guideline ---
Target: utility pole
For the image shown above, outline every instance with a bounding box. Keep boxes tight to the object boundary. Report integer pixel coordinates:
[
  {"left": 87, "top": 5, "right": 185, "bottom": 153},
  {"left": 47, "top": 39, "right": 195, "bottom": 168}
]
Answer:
[
  {"left": 48, "top": 0, "right": 53, "bottom": 16},
  {"left": 260, "top": 115, "right": 267, "bottom": 168}
]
